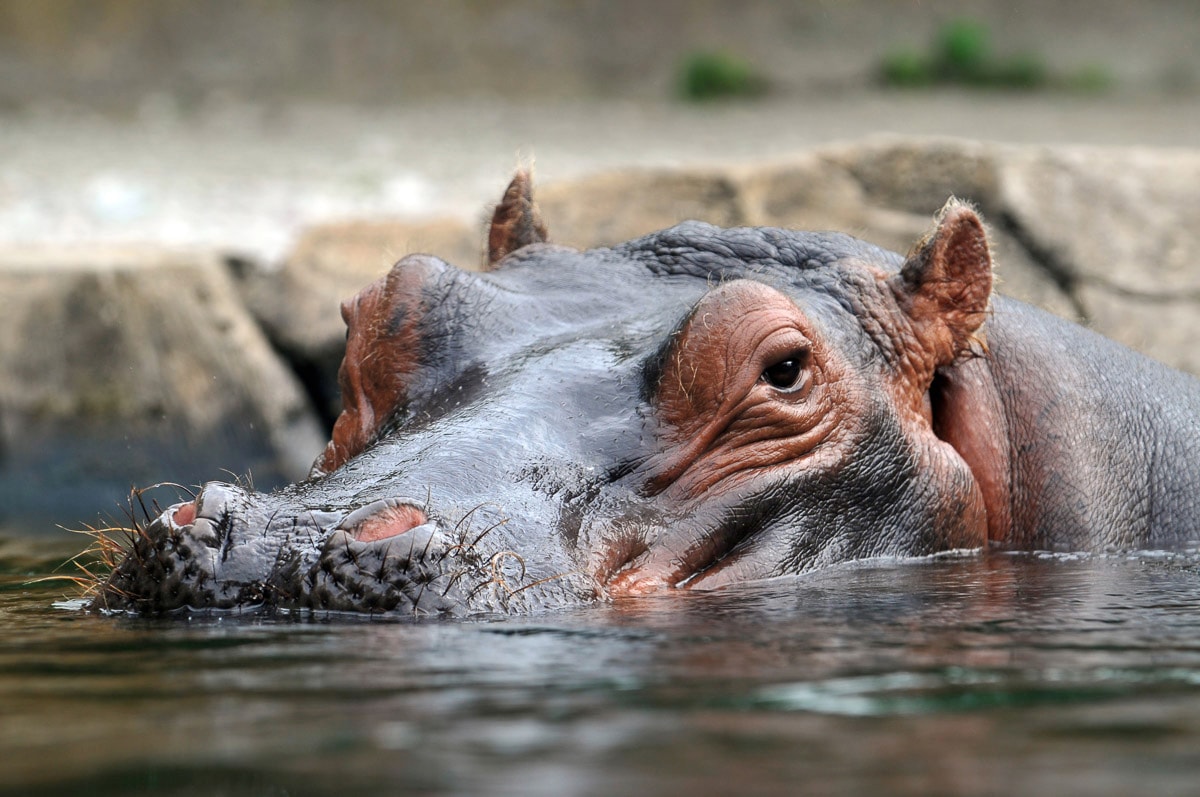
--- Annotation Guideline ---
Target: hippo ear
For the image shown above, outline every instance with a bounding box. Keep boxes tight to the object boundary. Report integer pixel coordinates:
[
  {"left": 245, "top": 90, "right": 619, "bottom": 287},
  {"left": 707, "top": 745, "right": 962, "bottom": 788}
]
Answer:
[
  {"left": 893, "top": 199, "right": 993, "bottom": 366},
  {"left": 486, "top": 170, "right": 549, "bottom": 270}
]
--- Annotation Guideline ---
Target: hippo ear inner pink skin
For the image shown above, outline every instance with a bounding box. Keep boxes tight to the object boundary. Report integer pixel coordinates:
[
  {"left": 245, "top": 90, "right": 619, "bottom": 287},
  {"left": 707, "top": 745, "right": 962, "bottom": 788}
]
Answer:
[
  {"left": 891, "top": 199, "right": 994, "bottom": 373},
  {"left": 486, "top": 170, "right": 549, "bottom": 269},
  {"left": 891, "top": 201, "right": 1010, "bottom": 547}
]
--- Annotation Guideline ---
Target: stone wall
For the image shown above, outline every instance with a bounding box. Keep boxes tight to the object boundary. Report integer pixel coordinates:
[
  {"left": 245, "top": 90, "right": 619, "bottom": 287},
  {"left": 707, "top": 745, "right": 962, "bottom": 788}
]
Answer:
[
  {"left": 0, "top": 247, "right": 325, "bottom": 527},
  {"left": 2, "top": 138, "right": 1197, "bottom": 528}
]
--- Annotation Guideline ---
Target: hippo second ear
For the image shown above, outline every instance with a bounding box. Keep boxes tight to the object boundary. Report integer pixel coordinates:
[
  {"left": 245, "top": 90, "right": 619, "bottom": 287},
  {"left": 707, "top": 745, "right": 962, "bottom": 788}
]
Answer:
[
  {"left": 486, "top": 170, "right": 549, "bottom": 270},
  {"left": 892, "top": 199, "right": 993, "bottom": 366}
]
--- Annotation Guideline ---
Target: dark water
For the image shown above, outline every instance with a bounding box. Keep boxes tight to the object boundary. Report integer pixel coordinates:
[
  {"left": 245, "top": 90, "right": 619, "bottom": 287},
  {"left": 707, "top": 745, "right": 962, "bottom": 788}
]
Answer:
[{"left": 5, "top": 528, "right": 1200, "bottom": 797}]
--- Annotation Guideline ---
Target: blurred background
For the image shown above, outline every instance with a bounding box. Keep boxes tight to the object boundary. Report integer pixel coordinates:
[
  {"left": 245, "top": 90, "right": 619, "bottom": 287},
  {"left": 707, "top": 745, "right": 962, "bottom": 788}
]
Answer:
[
  {"left": 0, "top": 0, "right": 1198, "bottom": 530},
  {"left": 1, "top": 0, "right": 1197, "bottom": 257}
]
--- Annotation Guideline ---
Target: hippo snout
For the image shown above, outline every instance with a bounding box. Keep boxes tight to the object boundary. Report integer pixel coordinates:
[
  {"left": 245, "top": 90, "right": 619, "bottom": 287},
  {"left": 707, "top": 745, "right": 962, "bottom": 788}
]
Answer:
[{"left": 93, "top": 478, "right": 595, "bottom": 617}]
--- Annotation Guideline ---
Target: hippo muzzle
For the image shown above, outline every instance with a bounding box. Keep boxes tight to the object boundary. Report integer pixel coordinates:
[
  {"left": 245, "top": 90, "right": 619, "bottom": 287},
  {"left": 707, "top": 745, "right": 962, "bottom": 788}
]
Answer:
[{"left": 98, "top": 478, "right": 597, "bottom": 616}]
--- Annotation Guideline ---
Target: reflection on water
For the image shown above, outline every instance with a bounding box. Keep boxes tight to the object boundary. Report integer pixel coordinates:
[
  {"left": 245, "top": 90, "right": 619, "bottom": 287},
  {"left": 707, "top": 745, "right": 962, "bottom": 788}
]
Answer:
[{"left": 4, "top": 531, "right": 1200, "bottom": 796}]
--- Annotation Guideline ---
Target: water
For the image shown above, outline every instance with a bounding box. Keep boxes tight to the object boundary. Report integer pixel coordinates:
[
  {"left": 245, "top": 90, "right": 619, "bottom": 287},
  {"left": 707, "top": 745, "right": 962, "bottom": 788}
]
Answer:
[{"left": 4, "top": 529, "right": 1200, "bottom": 797}]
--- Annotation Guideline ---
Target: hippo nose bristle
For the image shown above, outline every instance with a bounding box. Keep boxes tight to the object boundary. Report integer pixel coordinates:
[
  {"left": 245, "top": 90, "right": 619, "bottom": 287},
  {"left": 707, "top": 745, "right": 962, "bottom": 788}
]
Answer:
[{"left": 339, "top": 499, "right": 429, "bottom": 543}]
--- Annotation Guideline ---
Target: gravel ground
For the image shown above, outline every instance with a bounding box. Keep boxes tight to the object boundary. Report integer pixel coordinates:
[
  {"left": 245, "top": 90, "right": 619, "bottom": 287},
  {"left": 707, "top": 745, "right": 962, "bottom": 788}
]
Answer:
[{"left": 2, "top": 91, "right": 1198, "bottom": 262}]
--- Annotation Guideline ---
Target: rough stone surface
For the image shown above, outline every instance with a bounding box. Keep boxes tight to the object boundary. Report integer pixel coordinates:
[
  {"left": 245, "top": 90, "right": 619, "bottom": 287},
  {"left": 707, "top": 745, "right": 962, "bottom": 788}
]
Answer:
[
  {"left": 536, "top": 170, "right": 748, "bottom": 249},
  {"left": 828, "top": 137, "right": 1006, "bottom": 217},
  {"left": 736, "top": 154, "right": 870, "bottom": 232},
  {"left": 1001, "top": 147, "right": 1200, "bottom": 296},
  {"left": 998, "top": 146, "right": 1200, "bottom": 367},
  {"left": 1077, "top": 286, "right": 1200, "bottom": 376},
  {"left": 985, "top": 227, "right": 1081, "bottom": 322},
  {"left": 0, "top": 248, "right": 325, "bottom": 526}
]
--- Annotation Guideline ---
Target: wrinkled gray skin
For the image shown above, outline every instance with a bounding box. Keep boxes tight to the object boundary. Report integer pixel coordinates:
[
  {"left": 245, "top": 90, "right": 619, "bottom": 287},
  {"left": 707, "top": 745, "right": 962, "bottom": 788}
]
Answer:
[{"left": 93, "top": 220, "right": 1200, "bottom": 617}]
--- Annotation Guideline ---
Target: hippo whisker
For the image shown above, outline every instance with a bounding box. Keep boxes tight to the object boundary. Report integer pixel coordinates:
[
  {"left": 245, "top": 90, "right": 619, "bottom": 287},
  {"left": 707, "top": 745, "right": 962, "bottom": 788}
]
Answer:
[
  {"left": 113, "top": 488, "right": 157, "bottom": 555},
  {"left": 465, "top": 574, "right": 499, "bottom": 604},
  {"left": 342, "top": 536, "right": 365, "bottom": 570},
  {"left": 488, "top": 550, "right": 527, "bottom": 585},
  {"left": 439, "top": 567, "right": 472, "bottom": 598},
  {"left": 139, "top": 481, "right": 199, "bottom": 501},
  {"left": 219, "top": 468, "right": 255, "bottom": 493},
  {"left": 467, "top": 518, "right": 511, "bottom": 551},
  {"left": 435, "top": 546, "right": 465, "bottom": 564},
  {"left": 255, "top": 508, "right": 285, "bottom": 543},
  {"left": 411, "top": 579, "right": 431, "bottom": 616},
  {"left": 67, "top": 519, "right": 142, "bottom": 603},
  {"left": 374, "top": 543, "right": 397, "bottom": 581},
  {"left": 450, "top": 502, "right": 494, "bottom": 537},
  {"left": 469, "top": 549, "right": 530, "bottom": 601},
  {"left": 410, "top": 528, "right": 434, "bottom": 563},
  {"left": 216, "top": 518, "right": 236, "bottom": 565},
  {"left": 130, "top": 489, "right": 159, "bottom": 537},
  {"left": 262, "top": 515, "right": 304, "bottom": 583},
  {"left": 505, "top": 570, "right": 581, "bottom": 599},
  {"left": 29, "top": 524, "right": 126, "bottom": 594},
  {"left": 412, "top": 533, "right": 436, "bottom": 564},
  {"left": 298, "top": 514, "right": 325, "bottom": 555},
  {"left": 31, "top": 569, "right": 96, "bottom": 593}
]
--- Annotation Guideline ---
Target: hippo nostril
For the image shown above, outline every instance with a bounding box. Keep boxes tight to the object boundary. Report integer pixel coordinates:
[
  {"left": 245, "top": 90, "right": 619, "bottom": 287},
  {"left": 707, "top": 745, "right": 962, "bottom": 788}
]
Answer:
[
  {"left": 171, "top": 501, "right": 197, "bottom": 527},
  {"left": 339, "top": 499, "right": 429, "bottom": 543}
]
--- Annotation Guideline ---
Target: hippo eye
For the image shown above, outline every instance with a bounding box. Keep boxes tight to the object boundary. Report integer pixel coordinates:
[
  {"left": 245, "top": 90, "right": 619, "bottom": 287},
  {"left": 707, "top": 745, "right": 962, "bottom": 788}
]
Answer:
[{"left": 761, "top": 351, "right": 808, "bottom": 392}]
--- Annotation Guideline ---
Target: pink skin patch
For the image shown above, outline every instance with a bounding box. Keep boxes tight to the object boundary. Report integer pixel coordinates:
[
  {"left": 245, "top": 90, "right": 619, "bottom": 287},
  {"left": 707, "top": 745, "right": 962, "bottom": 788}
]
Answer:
[
  {"left": 172, "top": 501, "right": 197, "bottom": 527},
  {"left": 348, "top": 504, "right": 428, "bottom": 543}
]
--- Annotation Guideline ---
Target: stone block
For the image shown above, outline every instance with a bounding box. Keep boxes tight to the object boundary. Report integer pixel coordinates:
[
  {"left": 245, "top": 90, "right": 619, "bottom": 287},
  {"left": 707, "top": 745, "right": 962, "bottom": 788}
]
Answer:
[
  {"left": 0, "top": 247, "right": 325, "bottom": 527},
  {"left": 536, "top": 170, "right": 747, "bottom": 249},
  {"left": 1001, "top": 147, "right": 1200, "bottom": 296}
]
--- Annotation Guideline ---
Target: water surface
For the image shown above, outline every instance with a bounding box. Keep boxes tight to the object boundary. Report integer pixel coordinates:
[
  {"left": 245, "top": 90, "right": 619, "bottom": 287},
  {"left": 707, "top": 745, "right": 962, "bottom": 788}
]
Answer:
[{"left": 4, "top": 528, "right": 1200, "bottom": 796}]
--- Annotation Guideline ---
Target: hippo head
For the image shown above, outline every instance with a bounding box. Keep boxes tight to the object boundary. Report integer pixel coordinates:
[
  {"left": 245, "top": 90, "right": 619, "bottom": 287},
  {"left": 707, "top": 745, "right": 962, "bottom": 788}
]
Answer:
[{"left": 93, "top": 173, "right": 994, "bottom": 616}]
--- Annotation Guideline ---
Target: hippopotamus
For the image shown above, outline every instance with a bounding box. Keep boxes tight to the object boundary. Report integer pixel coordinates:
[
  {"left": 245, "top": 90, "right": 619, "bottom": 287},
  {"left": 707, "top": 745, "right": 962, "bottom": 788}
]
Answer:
[{"left": 91, "top": 173, "right": 1200, "bottom": 616}]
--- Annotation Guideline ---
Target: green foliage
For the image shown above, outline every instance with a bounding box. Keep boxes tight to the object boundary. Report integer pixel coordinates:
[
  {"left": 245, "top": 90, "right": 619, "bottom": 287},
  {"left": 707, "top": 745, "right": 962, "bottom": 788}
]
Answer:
[
  {"left": 678, "top": 51, "right": 767, "bottom": 102},
  {"left": 934, "top": 19, "right": 992, "bottom": 83},
  {"left": 879, "top": 19, "right": 1103, "bottom": 92},
  {"left": 880, "top": 49, "right": 932, "bottom": 87},
  {"left": 1067, "top": 64, "right": 1116, "bottom": 92}
]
